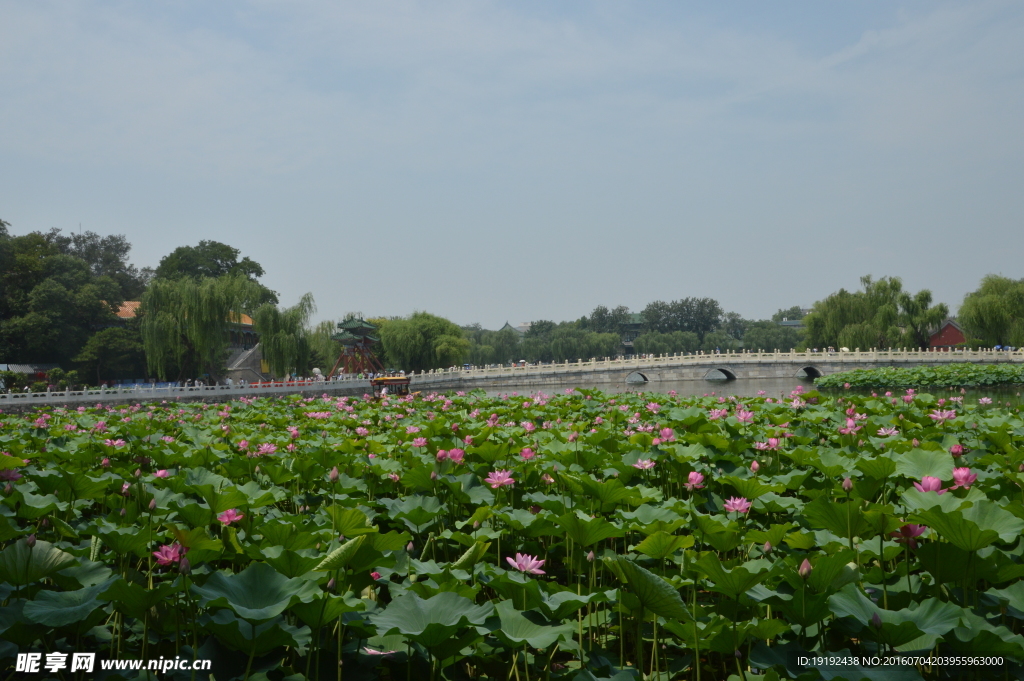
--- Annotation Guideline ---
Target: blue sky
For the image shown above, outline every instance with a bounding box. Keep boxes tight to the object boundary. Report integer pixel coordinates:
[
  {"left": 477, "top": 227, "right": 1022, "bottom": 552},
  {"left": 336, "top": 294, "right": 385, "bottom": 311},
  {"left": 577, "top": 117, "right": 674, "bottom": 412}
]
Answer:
[{"left": 2, "top": 1, "right": 1022, "bottom": 328}]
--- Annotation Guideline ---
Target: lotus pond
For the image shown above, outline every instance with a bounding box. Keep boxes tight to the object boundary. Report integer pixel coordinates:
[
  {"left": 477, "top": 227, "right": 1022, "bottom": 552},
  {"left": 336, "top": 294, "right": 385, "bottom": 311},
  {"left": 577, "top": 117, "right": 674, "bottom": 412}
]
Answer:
[{"left": 3, "top": 387, "right": 1024, "bottom": 681}]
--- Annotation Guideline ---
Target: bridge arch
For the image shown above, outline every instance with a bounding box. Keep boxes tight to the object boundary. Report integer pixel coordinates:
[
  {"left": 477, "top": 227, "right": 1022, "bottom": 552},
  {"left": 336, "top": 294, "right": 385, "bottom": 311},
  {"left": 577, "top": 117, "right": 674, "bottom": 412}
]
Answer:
[
  {"left": 705, "top": 367, "right": 737, "bottom": 381},
  {"left": 797, "top": 366, "right": 823, "bottom": 379},
  {"left": 626, "top": 371, "right": 649, "bottom": 384}
]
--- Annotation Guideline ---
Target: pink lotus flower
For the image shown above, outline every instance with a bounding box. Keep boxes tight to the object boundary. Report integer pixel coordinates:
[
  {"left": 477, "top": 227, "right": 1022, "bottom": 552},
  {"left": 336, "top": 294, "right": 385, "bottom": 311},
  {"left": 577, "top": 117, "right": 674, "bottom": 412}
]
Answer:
[
  {"left": 736, "top": 410, "right": 754, "bottom": 424},
  {"left": 542, "top": 473, "right": 555, "bottom": 485},
  {"left": 217, "top": 508, "right": 245, "bottom": 525},
  {"left": 876, "top": 427, "right": 899, "bottom": 437},
  {"left": 104, "top": 438, "right": 126, "bottom": 447},
  {"left": 355, "top": 427, "right": 369, "bottom": 436},
  {"left": 646, "top": 402, "right": 661, "bottom": 413},
  {"left": 506, "top": 552, "right": 546, "bottom": 575},
  {"left": 842, "top": 477, "right": 853, "bottom": 491},
  {"left": 257, "top": 443, "right": 277, "bottom": 456},
  {"left": 0, "top": 469, "right": 22, "bottom": 482},
  {"left": 685, "top": 471, "right": 705, "bottom": 491},
  {"left": 798, "top": 559, "right": 813, "bottom": 579},
  {"left": 485, "top": 470, "right": 515, "bottom": 489},
  {"left": 913, "top": 476, "right": 946, "bottom": 495},
  {"left": 632, "top": 459, "right": 656, "bottom": 470},
  {"left": 412, "top": 437, "right": 428, "bottom": 447},
  {"left": 978, "top": 397, "right": 993, "bottom": 405},
  {"left": 388, "top": 473, "right": 400, "bottom": 482},
  {"left": 520, "top": 448, "right": 536, "bottom": 460},
  {"left": 370, "top": 571, "right": 382, "bottom": 580},
  {"left": 154, "top": 469, "right": 169, "bottom": 478},
  {"left": 949, "top": 444, "right": 964, "bottom": 457},
  {"left": 891, "top": 524, "right": 927, "bottom": 549},
  {"left": 447, "top": 448, "right": 465, "bottom": 464},
  {"left": 153, "top": 542, "right": 187, "bottom": 566},
  {"left": 951, "top": 467, "right": 978, "bottom": 490},
  {"left": 750, "top": 460, "right": 760, "bottom": 473},
  {"left": 363, "top": 647, "right": 398, "bottom": 657},
  {"left": 708, "top": 409, "right": 728, "bottom": 421},
  {"left": 405, "top": 425, "right": 421, "bottom": 434},
  {"left": 929, "top": 409, "right": 957, "bottom": 424},
  {"left": 723, "top": 496, "right": 751, "bottom": 514}
]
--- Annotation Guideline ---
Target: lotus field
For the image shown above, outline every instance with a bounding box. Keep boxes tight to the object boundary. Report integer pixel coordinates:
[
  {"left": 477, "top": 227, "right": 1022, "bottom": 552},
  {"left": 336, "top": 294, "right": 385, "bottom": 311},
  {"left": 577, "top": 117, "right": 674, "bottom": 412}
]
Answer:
[{"left": 3, "top": 386, "right": 1024, "bottom": 680}]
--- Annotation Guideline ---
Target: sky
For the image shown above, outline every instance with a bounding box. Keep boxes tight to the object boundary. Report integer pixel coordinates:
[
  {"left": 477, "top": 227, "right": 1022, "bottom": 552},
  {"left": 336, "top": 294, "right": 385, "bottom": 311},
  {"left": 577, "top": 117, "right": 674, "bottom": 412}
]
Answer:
[{"left": 2, "top": 1, "right": 1022, "bottom": 329}]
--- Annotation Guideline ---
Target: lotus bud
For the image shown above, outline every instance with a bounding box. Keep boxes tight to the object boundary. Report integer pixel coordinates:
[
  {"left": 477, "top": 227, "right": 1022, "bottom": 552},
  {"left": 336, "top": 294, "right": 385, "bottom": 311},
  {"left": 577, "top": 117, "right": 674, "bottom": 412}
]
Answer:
[
  {"left": 735, "top": 650, "right": 743, "bottom": 659},
  {"left": 763, "top": 541, "right": 772, "bottom": 554},
  {"left": 912, "top": 439, "right": 920, "bottom": 447},
  {"left": 798, "top": 559, "right": 813, "bottom": 579},
  {"left": 430, "top": 471, "right": 438, "bottom": 480},
  {"left": 148, "top": 498, "right": 157, "bottom": 510},
  {"left": 254, "top": 466, "right": 260, "bottom": 474},
  {"left": 26, "top": 534, "right": 36, "bottom": 548},
  {"left": 120, "top": 508, "right": 127, "bottom": 516},
  {"left": 473, "top": 521, "right": 481, "bottom": 529},
  {"left": 329, "top": 466, "right": 339, "bottom": 482},
  {"left": 370, "top": 571, "right": 382, "bottom": 580},
  {"left": 326, "top": 578, "right": 336, "bottom": 592},
  {"left": 750, "top": 460, "right": 760, "bottom": 473},
  {"left": 179, "top": 557, "right": 191, "bottom": 575},
  {"left": 101, "top": 457, "right": 111, "bottom": 468},
  {"left": 871, "top": 612, "right": 882, "bottom": 630},
  {"left": 406, "top": 542, "right": 415, "bottom": 552},
  {"left": 134, "top": 468, "right": 142, "bottom": 478},
  {"left": 842, "top": 477, "right": 853, "bottom": 492},
  {"left": 586, "top": 550, "right": 595, "bottom": 562},
  {"left": 3, "top": 484, "right": 11, "bottom": 494},
  {"left": 40, "top": 518, "right": 49, "bottom": 528}
]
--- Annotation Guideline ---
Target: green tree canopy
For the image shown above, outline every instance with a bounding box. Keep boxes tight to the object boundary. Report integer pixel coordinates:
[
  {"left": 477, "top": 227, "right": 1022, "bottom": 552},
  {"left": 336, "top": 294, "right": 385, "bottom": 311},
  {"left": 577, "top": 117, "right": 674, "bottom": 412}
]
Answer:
[
  {"left": 958, "top": 275, "right": 1024, "bottom": 347},
  {"left": 633, "top": 331, "right": 700, "bottom": 355},
  {"left": 378, "top": 312, "right": 470, "bottom": 372},
  {"left": 44, "top": 228, "right": 150, "bottom": 299},
  {"left": 74, "top": 326, "right": 146, "bottom": 384},
  {"left": 0, "top": 226, "right": 125, "bottom": 366},
  {"left": 141, "top": 275, "right": 273, "bottom": 380},
  {"left": 742, "top": 321, "right": 804, "bottom": 352},
  {"left": 804, "top": 276, "right": 948, "bottom": 350},
  {"left": 771, "top": 305, "right": 806, "bottom": 323},
  {"left": 155, "top": 241, "right": 275, "bottom": 301},
  {"left": 640, "top": 297, "right": 723, "bottom": 341},
  {"left": 252, "top": 294, "right": 316, "bottom": 378}
]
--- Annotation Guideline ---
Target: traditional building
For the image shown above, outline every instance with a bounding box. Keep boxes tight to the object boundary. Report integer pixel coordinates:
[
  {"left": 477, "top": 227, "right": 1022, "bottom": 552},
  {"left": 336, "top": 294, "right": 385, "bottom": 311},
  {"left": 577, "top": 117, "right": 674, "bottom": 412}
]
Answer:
[{"left": 928, "top": 320, "right": 966, "bottom": 350}]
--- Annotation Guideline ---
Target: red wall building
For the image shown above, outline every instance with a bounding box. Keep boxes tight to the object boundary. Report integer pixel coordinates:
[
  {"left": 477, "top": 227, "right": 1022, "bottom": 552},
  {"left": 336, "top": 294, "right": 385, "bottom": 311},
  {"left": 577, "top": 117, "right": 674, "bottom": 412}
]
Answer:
[{"left": 928, "top": 320, "right": 966, "bottom": 350}]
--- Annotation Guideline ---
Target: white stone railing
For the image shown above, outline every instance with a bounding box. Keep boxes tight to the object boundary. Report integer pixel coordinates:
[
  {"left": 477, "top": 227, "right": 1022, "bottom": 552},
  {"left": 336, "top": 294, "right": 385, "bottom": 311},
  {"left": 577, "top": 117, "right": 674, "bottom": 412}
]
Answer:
[
  {"left": 0, "top": 377, "right": 371, "bottom": 406},
  {"left": 409, "top": 347, "right": 1024, "bottom": 381}
]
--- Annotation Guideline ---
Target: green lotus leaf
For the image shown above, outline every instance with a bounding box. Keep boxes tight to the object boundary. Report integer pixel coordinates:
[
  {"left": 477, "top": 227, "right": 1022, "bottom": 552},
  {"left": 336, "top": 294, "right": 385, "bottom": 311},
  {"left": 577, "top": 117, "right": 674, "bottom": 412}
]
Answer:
[
  {"left": 326, "top": 507, "right": 379, "bottom": 537},
  {"left": 315, "top": 535, "right": 367, "bottom": 571},
  {"left": 695, "top": 553, "right": 769, "bottom": 600},
  {"left": 370, "top": 591, "right": 493, "bottom": 649},
  {"left": 16, "top": 491, "right": 64, "bottom": 519},
  {"left": 634, "top": 531, "right": 692, "bottom": 560},
  {"left": 538, "top": 589, "right": 599, "bottom": 621},
  {"left": 945, "top": 610, "right": 1024, "bottom": 658},
  {"left": 191, "top": 561, "right": 319, "bottom": 621},
  {"left": 802, "top": 497, "right": 875, "bottom": 540},
  {"left": 721, "top": 476, "right": 780, "bottom": 500},
  {"left": 493, "top": 599, "right": 573, "bottom": 649},
  {"left": 22, "top": 578, "right": 116, "bottom": 627},
  {"left": 895, "top": 449, "right": 954, "bottom": 482},
  {"left": 555, "top": 510, "right": 624, "bottom": 547},
  {"left": 205, "top": 610, "right": 312, "bottom": 656},
  {"left": 615, "top": 557, "right": 692, "bottom": 622},
  {"left": 828, "top": 583, "right": 963, "bottom": 648},
  {"left": 694, "top": 514, "right": 742, "bottom": 552},
  {"left": 290, "top": 593, "right": 365, "bottom": 629},
  {"left": 175, "top": 501, "right": 215, "bottom": 528},
  {"left": 910, "top": 500, "right": 1024, "bottom": 552},
  {"left": 450, "top": 540, "right": 491, "bottom": 571},
  {"left": 855, "top": 457, "right": 897, "bottom": 480},
  {"left": 263, "top": 546, "right": 323, "bottom": 578},
  {"left": 101, "top": 579, "right": 177, "bottom": 620},
  {"left": 237, "top": 480, "right": 285, "bottom": 507},
  {"left": 0, "top": 537, "right": 77, "bottom": 586}
]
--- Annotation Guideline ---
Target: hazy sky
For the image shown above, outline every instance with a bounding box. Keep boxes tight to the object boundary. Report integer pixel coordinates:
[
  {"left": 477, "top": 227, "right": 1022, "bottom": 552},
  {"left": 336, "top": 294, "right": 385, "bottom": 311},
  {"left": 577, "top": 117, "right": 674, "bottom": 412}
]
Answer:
[{"left": 2, "top": 1, "right": 1022, "bottom": 328}]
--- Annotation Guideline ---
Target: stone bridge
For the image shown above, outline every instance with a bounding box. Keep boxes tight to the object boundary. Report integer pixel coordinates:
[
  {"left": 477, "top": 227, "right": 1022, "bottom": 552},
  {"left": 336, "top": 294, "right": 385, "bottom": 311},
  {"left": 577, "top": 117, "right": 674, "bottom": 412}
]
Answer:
[{"left": 410, "top": 349, "right": 1024, "bottom": 392}]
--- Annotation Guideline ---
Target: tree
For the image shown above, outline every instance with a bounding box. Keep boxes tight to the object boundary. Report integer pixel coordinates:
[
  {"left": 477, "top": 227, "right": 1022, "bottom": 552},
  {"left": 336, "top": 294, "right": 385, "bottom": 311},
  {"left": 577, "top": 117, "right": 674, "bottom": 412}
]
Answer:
[
  {"left": 633, "top": 331, "right": 699, "bottom": 355},
  {"left": 378, "top": 312, "right": 470, "bottom": 372},
  {"left": 721, "top": 312, "right": 748, "bottom": 341},
  {"left": 44, "top": 228, "right": 150, "bottom": 299},
  {"left": 74, "top": 327, "right": 146, "bottom": 384},
  {"left": 742, "top": 321, "right": 804, "bottom": 352},
  {"left": 252, "top": 293, "right": 316, "bottom": 378},
  {"left": 0, "top": 228, "right": 123, "bottom": 366},
  {"left": 804, "top": 276, "right": 948, "bottom": 350},
  {"left": 641, "top": 298, "right": 723, "bottom": 341},
  {"left": 958, "top": 275, "right": 1024, "bottom": 347},
  {"left": 586, "top": 305, "right": 631, "bottom": 334},
  {"left": 771, "top": 305, "right": 806, "bottom": 323},
  {"left": 155, "top": 241, "right": 275, "bottom": 303},
  {"left": 141, "top": 275, "right": 273, "bottom": 380}
]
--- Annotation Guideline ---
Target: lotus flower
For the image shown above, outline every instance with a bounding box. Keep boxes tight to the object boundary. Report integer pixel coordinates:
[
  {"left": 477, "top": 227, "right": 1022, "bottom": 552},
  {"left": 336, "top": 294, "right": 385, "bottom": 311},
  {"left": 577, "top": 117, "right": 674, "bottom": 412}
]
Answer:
[
  {"left": 217, "top": 508, "right": 245, "bottom": 525},
  {"left": 708, "top": 409, "right": 728, "bottom": 421},
  {"left": 949, "top": 444, "right": 964, "bottom": 457},
  {"left": 876, "top": 427, "right": 898, "bottom": 437},
  {"left": 951, "top": 467, "right": 978, "bottom": 490},
  {"left": 723, "top": 497, "right": 751, "bottom": 514},
  {"left": 685, "top": 471, "right": 705, "bottom": 491},
  {"left": 842, "top": 477, "right": 853, "bottom": 491},
  {"left": 447, "top": 448, "right": 465, "bottom": 464},
  {"left": 153, "top": 542, "right": 187, "bottom": 566},
  {"left": 913, "top": 476, "right": 946, "bottom": 495},
  {"left": 750, "top": 460, "right": 760, "bottom": 473},
  {"left": 632, "top": 459, "right": 656, "bottom": 470},
  {"left": 520, "top": 448, "right": 536, "bottom": 460},
  {"left": 736, "top": 410, "right": 754, "bottom": 423},
  {"left": 891, "top": 524, "right": 927, "bottom": 549},
  {"left": 412, "top": 437, "right": 428, "bottom": 447},
  {"left": 485, "top": 470, "right": 515, "bottom": 489},
  {"left": 154, "top": 469, "right": 169, "bottom": 478},
  {"left": 798, "top": 559, "right": 813, "bottom": 579},
  {"left": 506, "top": 552, "right": 546, "bottom": 575}
]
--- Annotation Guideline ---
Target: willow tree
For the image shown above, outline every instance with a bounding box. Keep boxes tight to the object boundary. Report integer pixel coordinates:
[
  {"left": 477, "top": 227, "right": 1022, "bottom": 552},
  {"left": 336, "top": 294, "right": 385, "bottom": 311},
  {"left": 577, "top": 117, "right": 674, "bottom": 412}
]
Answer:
[
  {"left": 252, "top": 293, "right": 315, "bottom": 378},
  {"left": 959, "top": 275, "right": 1024, "bottom": 347},
  {"left": 378, "top": 312, "right": 469, "bottom": 372},
  {"left": 141, "top": 275, "right": 271, "bottom": 380}
]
